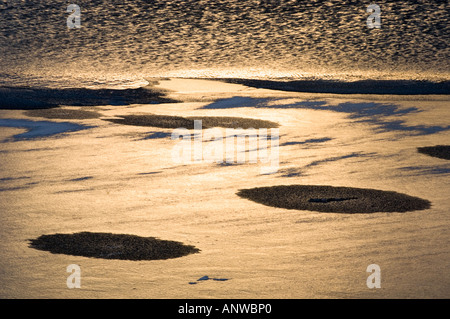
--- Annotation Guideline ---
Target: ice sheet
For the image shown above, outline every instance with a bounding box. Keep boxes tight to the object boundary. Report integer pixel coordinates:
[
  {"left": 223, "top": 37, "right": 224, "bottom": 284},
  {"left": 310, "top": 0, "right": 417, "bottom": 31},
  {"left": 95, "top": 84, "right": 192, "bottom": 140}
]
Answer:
[{"left": 0, "top": 79, "right": 449, "bottom": 298}]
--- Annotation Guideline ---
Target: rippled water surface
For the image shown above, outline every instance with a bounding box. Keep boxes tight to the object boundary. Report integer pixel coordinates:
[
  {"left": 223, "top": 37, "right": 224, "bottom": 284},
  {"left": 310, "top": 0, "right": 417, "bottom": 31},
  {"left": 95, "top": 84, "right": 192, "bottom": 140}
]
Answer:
[{"left": 0, "top": 0, "right": 448, "bottom": 87}]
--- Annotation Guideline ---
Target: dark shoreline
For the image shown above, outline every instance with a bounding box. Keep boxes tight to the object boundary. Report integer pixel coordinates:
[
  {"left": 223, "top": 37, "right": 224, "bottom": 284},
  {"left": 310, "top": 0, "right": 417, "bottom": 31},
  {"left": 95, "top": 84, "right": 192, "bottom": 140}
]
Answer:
[
  {"left": 216, "top": 78, "right": 450, "bottom": 95},
  {"left": 418, "top": 145, "right": 450, "bottom": 160},
  {"left": 0, "top": 86, "right": 176, "bottom": 110}
]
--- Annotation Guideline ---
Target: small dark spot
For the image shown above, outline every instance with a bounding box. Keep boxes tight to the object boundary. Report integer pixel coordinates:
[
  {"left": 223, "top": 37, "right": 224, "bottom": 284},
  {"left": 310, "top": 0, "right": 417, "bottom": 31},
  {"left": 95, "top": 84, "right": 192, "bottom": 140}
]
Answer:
[
  {"left": 308, "top": 197, "right": 358, "bottom": 203},
  {"left": 143, "top": 132, "right": 171, "bottom": 139},
  {"left": 189, "top": 275, "right": 229, "bottom": 284},
  {"left": 137, "top": 171, "right": 162, "bottom": 175},
  {"left": 198, "top": 276, "right": 210, "bottom": 281},
  {"left": 68, "top": 176, "right": 94, "bottom": 182}
]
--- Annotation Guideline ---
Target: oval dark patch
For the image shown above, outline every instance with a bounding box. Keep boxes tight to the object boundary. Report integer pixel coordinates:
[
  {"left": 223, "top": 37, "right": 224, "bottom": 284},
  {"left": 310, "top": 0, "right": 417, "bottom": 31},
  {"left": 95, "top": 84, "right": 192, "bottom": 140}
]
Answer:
[
  {"left": 237, "top": 185, "right": 431, "bottom": 213},
  {"left": 28, "top": 232, "right": 200, "bottom": 260}
]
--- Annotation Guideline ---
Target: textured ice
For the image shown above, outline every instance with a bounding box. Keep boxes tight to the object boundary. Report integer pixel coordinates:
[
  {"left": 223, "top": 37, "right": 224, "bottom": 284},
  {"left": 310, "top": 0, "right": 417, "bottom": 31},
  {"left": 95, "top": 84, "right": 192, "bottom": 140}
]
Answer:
[{"left": 0, "top": 119, "right": 91, "bottom": 140}]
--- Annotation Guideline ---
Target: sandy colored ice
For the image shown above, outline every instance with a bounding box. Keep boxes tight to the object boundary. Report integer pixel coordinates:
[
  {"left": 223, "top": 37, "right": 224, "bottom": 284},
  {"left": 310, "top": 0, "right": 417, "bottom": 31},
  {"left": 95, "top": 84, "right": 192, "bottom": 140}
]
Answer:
[{"left": 0, "top": 79, "right": 449, "bottom": 298}]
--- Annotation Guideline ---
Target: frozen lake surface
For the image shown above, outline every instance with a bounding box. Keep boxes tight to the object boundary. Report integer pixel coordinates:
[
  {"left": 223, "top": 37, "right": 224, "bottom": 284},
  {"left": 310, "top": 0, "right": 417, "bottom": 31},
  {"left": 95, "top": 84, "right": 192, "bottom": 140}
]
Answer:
[{"left": 0, "top": 79, "right": 449, "bottom": 298}]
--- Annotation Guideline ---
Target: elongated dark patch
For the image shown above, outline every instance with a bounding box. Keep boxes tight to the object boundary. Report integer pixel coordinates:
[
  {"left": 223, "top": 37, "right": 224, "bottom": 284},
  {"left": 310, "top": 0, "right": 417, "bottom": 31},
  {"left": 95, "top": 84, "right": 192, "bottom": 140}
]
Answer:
[
  {"left": 104, "top": 114, "right": 278, "bottom": 129},
  {"left": 24, "top": 108, "right": 101, "bottom": 119},
  {"left": 237, "top": 185, "right": 431, "bottom": 213},
  {"left": 29, "top": 232, "right": 200, "bottom": 260},
  {"left": 418, "top": 145, "right": 450, "bottom": 160}
]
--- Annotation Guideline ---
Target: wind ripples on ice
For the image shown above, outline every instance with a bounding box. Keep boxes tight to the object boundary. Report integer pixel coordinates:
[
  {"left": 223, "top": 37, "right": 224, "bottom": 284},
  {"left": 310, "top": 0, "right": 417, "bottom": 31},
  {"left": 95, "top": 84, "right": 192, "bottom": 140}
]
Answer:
[{"left": 0, "top": 0, "right": 448, "bottom": 86}]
